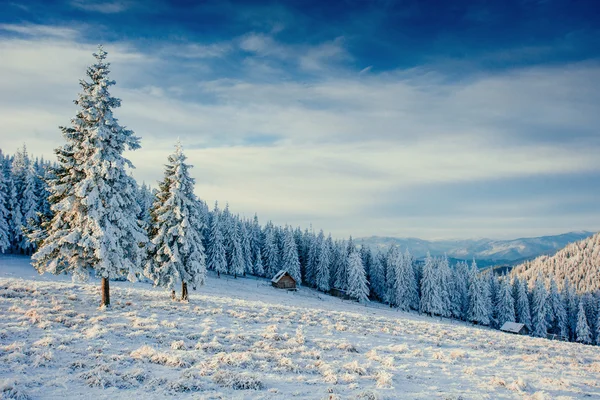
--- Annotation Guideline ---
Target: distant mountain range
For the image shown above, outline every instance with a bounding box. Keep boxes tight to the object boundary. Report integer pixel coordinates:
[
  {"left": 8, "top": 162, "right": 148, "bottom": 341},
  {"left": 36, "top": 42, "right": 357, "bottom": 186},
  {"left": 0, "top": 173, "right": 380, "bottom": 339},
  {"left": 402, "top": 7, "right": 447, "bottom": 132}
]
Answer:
[{"left": 358, "top": 231, "right": 596, "bottom": 266}]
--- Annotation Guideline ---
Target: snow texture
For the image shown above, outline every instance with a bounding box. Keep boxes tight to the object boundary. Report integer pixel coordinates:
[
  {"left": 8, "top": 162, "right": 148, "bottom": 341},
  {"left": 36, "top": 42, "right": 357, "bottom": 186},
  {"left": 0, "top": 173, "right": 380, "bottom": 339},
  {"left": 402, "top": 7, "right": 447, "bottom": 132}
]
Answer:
[{"left": 2, "top": 255, "right": 599, "bottom": 399}]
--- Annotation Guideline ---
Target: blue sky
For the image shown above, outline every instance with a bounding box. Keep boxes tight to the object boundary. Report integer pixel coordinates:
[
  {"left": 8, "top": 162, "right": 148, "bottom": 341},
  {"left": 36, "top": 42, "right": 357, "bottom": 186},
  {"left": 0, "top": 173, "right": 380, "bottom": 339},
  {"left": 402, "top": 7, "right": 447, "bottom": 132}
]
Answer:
[{"left": 0, "top": 0, "right": 599, "bottom": 239}]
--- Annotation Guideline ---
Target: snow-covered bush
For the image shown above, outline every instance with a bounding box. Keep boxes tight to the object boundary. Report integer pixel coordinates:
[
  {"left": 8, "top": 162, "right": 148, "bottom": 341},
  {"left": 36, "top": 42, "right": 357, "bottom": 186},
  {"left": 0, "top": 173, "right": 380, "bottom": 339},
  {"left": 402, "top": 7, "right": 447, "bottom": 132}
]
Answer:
[{"left": 212, "top": 371, "right": 264, "bottom": 390}]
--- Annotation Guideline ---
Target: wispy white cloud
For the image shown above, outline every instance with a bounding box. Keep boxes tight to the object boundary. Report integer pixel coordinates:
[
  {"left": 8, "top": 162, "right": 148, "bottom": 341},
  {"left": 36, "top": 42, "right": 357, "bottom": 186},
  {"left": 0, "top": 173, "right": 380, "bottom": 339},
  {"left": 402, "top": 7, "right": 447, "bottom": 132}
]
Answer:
[
  {"left": 0, "top": 23, "right": 79, "bottom": 40},
  {"left": 70, "top": 0, "right": 131, "bottom": 13},
  {"left": 1, "top": 25, "right": 599, "bottom": 238}
]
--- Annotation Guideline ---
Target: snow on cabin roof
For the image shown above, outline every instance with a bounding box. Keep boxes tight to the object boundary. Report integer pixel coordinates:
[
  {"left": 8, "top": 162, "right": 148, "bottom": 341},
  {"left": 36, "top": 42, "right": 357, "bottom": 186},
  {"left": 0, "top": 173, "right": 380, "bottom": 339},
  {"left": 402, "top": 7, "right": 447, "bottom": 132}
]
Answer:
[
  {"left": 500, "top": 322, "right": 526, "bottom": 333},
  {"left": 271, "top": 270, "right": 290, "bottom": 283}
]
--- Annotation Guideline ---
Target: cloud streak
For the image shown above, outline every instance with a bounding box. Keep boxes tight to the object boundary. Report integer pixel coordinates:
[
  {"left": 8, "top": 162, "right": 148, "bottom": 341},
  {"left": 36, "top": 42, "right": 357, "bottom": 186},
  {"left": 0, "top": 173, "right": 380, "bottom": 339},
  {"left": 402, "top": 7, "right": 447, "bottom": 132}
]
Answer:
[{"left": 0, "top": 21, "right": 598, "bottom": 239}]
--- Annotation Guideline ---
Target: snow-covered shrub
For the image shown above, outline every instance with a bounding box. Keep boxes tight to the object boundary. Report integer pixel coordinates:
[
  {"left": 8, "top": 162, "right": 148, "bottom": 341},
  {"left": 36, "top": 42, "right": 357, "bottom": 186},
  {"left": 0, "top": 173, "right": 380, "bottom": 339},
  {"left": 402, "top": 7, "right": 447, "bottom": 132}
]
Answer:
[
  {"left": 343, "top": 360, "right": 367, "bottom": 376},
  {"left": 130, "top": 345, "right": 188, "bottom": 367},
  {"left": 337, "top": 342, "right": 358, "bottom": 353},
  {"left": 356, "top": 390, "right": 380, "bottom": 400},
  {"left": 507, "top": 377, "right": 528, "bottom": 392},
  {"left": 0, "top": 379, "right": 29, "bottom": 400},
  {"left": 375, "top": 370, "right": 393, "bottom": 388},
  {"left": 170, "top": 340, "right": 185, "bottom": 350},
  {"left": 78, "top": 364, "right": 117, "bottom": 389},
  {"left": 212, "top": 371, "right": 264, "bottom": 390}
]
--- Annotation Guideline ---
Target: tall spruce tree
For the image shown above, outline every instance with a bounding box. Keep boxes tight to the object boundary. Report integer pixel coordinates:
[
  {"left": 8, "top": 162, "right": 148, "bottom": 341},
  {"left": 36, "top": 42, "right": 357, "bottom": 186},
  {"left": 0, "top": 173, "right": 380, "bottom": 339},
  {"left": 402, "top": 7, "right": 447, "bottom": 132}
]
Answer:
[
  {"left": 547, "top": 278, "right": 568, "bottom": 337},
  {"left": 145, "top": 143, "right": 206, "bottom": 301},
  {"left": 315, "top": 233, "right": 331, "bottom": 292},
  {"left": 281, "top": 226, "right": 302, "bottom": 284},
  {"left": 515, "top": 277, "right": 532, "bottom": 330},
  {"left": 208, "top": 202, "right": 227, "bottom": 277},
  {"left": 531, "top": 275, "right": 548, "bottom": 338},
  {"left": 496, "top": 277, "right": 516, "bottom": 328},
  {"left": 32, "top": 46, "right": 147, "bottom": 307},
  {"left": 263, "top": 221, "right": 280, "bottom": 278},
  {"left": 346, "top": 249, "right": 369, "bottom": 303},
  {"left": 576, "top": 300, "right": 592, "bottom": 344},
  {"left": 0, "top": 157, "right": 9, "bottom": 253},
  {"left": 420, "top": 253, "right": 443, "bottom": 316}
]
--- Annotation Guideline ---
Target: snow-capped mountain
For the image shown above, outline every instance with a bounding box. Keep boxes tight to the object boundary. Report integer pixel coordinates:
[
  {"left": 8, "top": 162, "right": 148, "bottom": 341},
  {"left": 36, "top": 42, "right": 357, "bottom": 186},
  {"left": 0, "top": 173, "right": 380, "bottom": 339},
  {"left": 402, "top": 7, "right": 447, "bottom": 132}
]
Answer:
[
  {"left": 511, "top": 232, "right": 600, "bottom": 293},
  {"left": 358, "top": 231, "right": 595, "bottom": 262}
]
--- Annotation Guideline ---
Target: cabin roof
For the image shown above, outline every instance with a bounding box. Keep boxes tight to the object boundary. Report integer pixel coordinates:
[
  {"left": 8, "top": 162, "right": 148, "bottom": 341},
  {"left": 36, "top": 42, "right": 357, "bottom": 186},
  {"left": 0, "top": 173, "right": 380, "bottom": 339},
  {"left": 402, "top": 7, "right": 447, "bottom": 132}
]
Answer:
[
  {"left": 500, "top": 322, "right": 526, "bottom": 333},
  {"left": 271, "top": 270, "right": 295, "bottom": 283}
]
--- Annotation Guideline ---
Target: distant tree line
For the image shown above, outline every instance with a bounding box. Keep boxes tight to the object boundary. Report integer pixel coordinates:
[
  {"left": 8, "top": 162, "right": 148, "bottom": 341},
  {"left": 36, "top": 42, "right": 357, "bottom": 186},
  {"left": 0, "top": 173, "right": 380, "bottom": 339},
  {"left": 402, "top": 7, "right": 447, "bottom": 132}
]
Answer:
[{"left": 1, "top": 46, "right": 598, "bottom": 346}]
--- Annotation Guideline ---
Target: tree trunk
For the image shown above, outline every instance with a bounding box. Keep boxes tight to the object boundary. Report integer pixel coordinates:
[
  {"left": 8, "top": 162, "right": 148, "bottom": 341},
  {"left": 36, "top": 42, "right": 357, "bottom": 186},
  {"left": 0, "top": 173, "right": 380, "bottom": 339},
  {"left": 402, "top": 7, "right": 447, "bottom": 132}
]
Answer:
[
  {"left": 101, "top": 277, "right": 110, "bottom": 307},
  {"left": 217, "top": 271, "right": 220, "bottom": 278},
  {"left": 171, "top": 290, "right": 176, "bottom": 300},
  {"left": 181, "top": 281, "right": 188, "bottom": 302}
]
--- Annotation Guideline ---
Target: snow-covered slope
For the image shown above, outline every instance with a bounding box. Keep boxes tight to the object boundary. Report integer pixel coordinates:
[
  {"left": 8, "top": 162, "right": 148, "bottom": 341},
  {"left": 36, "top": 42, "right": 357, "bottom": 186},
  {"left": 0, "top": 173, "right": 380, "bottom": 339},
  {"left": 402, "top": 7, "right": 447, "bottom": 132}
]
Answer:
[
  {"left": 359, "top": 231, "right": 595, "bottom": 262},
  {"left": 511, "top": 232, "right": 600, "bottom": 293},
  {"left": 1, "top": 255, "right": 599, "bottom": 399}
]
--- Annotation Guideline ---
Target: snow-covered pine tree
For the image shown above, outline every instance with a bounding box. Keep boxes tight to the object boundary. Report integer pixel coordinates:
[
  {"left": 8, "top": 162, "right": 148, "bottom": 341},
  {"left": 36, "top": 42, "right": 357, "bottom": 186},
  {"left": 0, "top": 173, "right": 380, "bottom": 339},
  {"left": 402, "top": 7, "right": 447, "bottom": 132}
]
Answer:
[
  {"left": 253, "top": 246, "right": 265, "bottom": 277},
  {"left": 385, "top": 246, "right": 400, "bottom": 306},
  {"left": 32, "top": 46, "right": 147, "bottom": 307},
  {"left": 346, "top": 249, "right": 369, "bottom": 303},
  {"left": 368, "top": 250, "right": 385, "bottom": 301},
  {"left": 563, "top": 279, "right": 579, "bottom": 341},
  {"left": 395, "top": 248, "right": 419, "bottom": 311},
  {"left": 487, "top": 272, "right": 498, "bottom": 328},
  {"left": 467, "top": 263, "right": 490, "bottom": 325},
  {"left": 576, "top": 300, "right": 592, "bottom": 344},
  {"left": 438, "top": 255, "right": 452, "bottom": 317},
  {"left": 240, "top": 221, "right": 253, "bottom": 276},
  {"left": 137, "top": 182, "right": 154, "bottom": 229},
  {"left": 547, "top": 278, "right": 568, "bottom": 338},
  {"left": 332, "top": 240, "right": 347, "bottom": 290},
  {"left": 263, "top": 221, "right": 280, "bottom": 278},
  {"left": 596, "top": 299, "right": 600, "bottom": 345},
  {"left": 207, "top": 202, "right": 227, "bottom": 277},
  {"left": 228, "top": 221, "right": 245, "bottom": 278},
  {"left": 281, "top": 226, "right": 302, "bottom": 284},
  {"left": 420, "top": 253, "right": 443, "bottom": 316},
  {"left": 514, "top": 277, "right": 532, "bottom": 330},
  {"left": 496, "top": 276, "right": 516, "bottom": 328},
  {"left": 145, "top": 142, "right": 206, "bottom": 301},
  {"left": 531, "top": 275, "right": 549, "bottom": 337},
  {"left": 0, "top": 157, "right": 10, "bottom": 253},
  {"left": 453, "top": 261, "right": 469, "bottom": 320},
  {"left": 314, "top": 233, "right": 330, "bottom": 292},
  {"left": 20, "top": 163, "right": 39, "bottom": 254},
  {"left": 305, "top": 231, "right": 319, "bottom": 287}
]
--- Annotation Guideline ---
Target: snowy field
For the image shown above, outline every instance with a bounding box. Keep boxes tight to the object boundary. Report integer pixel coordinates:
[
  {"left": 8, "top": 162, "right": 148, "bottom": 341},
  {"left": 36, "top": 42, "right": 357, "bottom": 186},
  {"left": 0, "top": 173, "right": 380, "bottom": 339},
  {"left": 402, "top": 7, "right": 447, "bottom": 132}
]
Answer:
[{"left": 1, "top": 255, "right": 599, "bottom": 400}]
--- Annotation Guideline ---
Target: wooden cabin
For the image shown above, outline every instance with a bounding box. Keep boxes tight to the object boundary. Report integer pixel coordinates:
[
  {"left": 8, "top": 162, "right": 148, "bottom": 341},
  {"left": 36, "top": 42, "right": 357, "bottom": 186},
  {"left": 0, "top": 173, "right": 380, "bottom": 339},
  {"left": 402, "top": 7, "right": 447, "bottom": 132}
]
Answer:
[
  {"left": 271, "top": 270, "right": 297, "bottom": 290},
  {"left": 500, "top": 322, "right": 529, "bottom": 335}
]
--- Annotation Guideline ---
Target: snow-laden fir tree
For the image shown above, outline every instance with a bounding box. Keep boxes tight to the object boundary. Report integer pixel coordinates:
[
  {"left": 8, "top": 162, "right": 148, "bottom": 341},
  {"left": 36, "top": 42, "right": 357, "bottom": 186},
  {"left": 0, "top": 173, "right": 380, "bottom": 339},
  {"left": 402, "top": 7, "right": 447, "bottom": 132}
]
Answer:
[
  {"left": 547, "top": 278, "right": 568, "bottom": 337},
  {"left": 281, "top": 226, "right": 301, "bottom": 284},
  {"left": 420, "top": 253, "right": 443, "bottom": 316},
  {"left": 251, "top": 214, "right": 262, "bottom": 262},
  {"left": 487, "top": 272, "right": 498, "bottom": 328},
  {"left": 515, "top": 277, "right": 532, "bottom": 330},
  {"left": 207, "top": 202, "right": 227, "bottom": 277},
  {"left": 385, "top": 246, "right": 400, "bottom": 306},
  {"left": 331, "top": 240, "right": 347, "bottom": 290},
  {"left": 137, "top": 182, "right": 154, "bottom": 229},
  {"left": 32, "top": 46, "right": 147, "bottom": 307},
  {"left": 7, "top": 165, "right": 22, "bottom": 253},
  {"left": 145, "top": 142, "right": 206, "bottom": 301},
  {"left": 395, "top": 249, "right": 419, "bottom": 311},
  {"left": 453, "top": 261, "right": 470, "bottom": 320},
  {"left": 240, "top": 221, "right": 253, "bottom": 275},
  {"left": 305, "top": 232, "right": 318, "bottom": 286},
  {"left": 576, "top": 300, "right": 592, "bottom": 344},
  {"left": 531, "top": 275, "right": 548, "bottom": 337},
  {"left": 496, "top": 277, "right": 516, "bottom": 328},
  {"left": 0, "top": 157, "right": 10, "bottom": 253},
  {"left": 438, "top": 255, "right": 452, "bottom": 317},
  {"left": 596, "top": 299, "right": 600, "bottom": 345},
  {"left": 228, "top": 221, "right": 245, "bottom": 278},
  {"left": 253, "top": 246, "right": 265, "bottom": 277},
  {"left": 20, "top": 164, "right": 39, "bottom": 254},
  {"left": 563, "top": 279, "right": 579, "bottom": 340},
  {"left": 368, "top": 250, "right": 385, "bottom": 301},
  {"left": 315, "top": 232, "right": 331, "bottom": 292},
  {"left": 346, "top": 249, "right": 369, "bottom": 303},
  {"left": 263, "top": 221, "right": 280, "bottom": 278},
  {"left": 467, "top": 261, "right": 490, "bottom": 325}
]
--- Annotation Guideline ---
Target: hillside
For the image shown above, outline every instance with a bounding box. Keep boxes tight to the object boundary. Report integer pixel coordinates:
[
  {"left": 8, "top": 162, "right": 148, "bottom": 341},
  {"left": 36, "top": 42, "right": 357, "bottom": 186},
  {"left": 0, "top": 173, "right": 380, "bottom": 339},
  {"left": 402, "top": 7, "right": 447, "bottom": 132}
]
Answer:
[
  {"left": 511, "top": 232, "right": 600, "bottom": 293},
  {"left": 1, "top": 255, "right": 600, "bottom": 399},
  {"left": 359, "top": 231, "right": 595, "bottom": 263}
]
